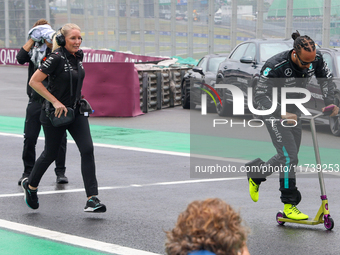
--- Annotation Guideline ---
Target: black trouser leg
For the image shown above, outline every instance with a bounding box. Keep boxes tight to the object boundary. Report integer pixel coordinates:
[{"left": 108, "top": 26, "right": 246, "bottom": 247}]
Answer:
[
  {"left": 29, "top": 112, "right": 98, "bottom": 197},
  {"left": 22, "top": 100, "right": 41, "bottom": 175},
  {"left": 264, "top": 117, "right": 302, "bottom": 205},
  {"left": 23, "top": 100, "right": 67, "bottom": 177},
  {"left": 28, "top": 125, "right": 66, "bottom": 187},
  {"left": 54, "top": 132, "right": 67, "bottom": 176},
  {"left": 67, "top": 114, "right": 98, "bottom": 197}
]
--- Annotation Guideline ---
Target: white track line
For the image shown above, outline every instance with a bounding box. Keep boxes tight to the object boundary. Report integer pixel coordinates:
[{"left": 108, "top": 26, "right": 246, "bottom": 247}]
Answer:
[
  {"left": 0, "top": 177, "right": 245, "bottom": 255},
  {"left": 0, "top": 132, "right": 23, "bottom": 138},
  {"left": 0, "top": 133, "right": 245, "bottom": 255},
  {"left": 0, "top": 132, "right": 249, "bottom": 163},
  {"left": 2, "top": 132, "right": 338, "bottom": 176},
  {"left": 0, "top": 219, "right": 160, "bottom": 255},
  {"left": 1, "top": 132, "right": 337, "bottom": 254},
  {"left": 0, "top": 177, "right": 245, "bottom": 198}
]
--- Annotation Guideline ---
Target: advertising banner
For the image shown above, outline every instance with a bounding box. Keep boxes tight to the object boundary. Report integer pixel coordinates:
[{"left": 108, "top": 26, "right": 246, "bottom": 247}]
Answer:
[{"left": 0, "top": 48, "right": 167, "bottom": 66}]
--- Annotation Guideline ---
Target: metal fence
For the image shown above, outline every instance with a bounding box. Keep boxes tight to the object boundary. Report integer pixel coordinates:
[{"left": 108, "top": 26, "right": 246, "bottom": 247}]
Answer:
[{"left": 0, "top": 0, "right": 339, "bottom": 60}]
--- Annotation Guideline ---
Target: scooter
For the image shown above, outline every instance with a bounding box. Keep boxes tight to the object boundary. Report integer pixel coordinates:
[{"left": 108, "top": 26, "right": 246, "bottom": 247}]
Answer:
[{"left": 276, "top": 105, "right": 336, "bottom": 230}]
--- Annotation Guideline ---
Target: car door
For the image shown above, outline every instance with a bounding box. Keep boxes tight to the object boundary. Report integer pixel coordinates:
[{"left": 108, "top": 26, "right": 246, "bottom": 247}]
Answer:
[
  {"left": 205, "top": 56, "right": 228, "bottom": 87},
  {"left": 237, "top": 43, "right": 257, "bottom": 96},
  {"left": 191, "top": 57, "right": 208, "bottom": 104},
  {"left": 306, "top": 51, "right": 335, "bottom": 114},
  {"left": 220, "top": 42, "right": 249, "bottom": 104}
]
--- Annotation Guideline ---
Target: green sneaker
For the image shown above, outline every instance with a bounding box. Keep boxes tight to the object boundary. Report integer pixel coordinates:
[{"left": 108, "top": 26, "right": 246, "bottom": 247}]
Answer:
[
  {"left": 283, "top": 204, "right": 308, "bottom": 220},
  {"left": 248, "top": 178, "right": 259, "bottom": 202}
]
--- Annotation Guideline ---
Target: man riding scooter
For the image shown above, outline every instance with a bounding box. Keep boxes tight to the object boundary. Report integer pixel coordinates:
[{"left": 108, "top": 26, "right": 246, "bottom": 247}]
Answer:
[{"left": 246, "top": 31, "right": 339, "bottom": 220}]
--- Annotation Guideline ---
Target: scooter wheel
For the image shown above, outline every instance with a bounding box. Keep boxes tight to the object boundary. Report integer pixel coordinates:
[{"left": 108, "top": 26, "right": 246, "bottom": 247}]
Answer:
[
  {"left": 276, "top": 211, "right": 285, "bottom": 225},
  {"left": 324, "top": 216, "right": 334, "bottom": 230}
]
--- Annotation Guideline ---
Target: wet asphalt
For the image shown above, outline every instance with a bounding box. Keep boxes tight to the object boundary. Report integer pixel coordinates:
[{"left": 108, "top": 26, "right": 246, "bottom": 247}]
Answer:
[{"left": 1, "top": 65, "right": 340, "bottom": 255}]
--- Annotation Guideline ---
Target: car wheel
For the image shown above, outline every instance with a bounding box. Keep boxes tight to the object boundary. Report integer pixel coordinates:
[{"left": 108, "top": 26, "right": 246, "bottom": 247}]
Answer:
[
  {"left": 207, "top": 103, "right": 217, "bottom": 113},
  {"left": 181, "top": 79, "right": 192, "bottom": 109},
  {"left": 215, "top": 88, "right": 232, "bottom": 116}
]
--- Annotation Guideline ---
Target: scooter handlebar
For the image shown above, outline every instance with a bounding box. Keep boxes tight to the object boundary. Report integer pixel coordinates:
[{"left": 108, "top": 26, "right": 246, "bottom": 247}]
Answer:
[{"left": 322, "top": 105, "right": 335, "bottom": 116}]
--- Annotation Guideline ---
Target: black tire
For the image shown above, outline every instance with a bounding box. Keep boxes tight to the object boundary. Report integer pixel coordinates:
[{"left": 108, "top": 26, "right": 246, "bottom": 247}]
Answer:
[
  {"left": 216, "top": 88, "right": 232, "bottom": 116},
  {"left": 329, "top": 93, "right": 340, "bottom": 136},
  {"left": 181, "top": 80, "right": 191, "bottom": 109},
  {"left": 207, "top": 103, "right": 217, "bottom": 113},
  {"left": 190, "top": 100, "right": 196, "bottom": 109}
]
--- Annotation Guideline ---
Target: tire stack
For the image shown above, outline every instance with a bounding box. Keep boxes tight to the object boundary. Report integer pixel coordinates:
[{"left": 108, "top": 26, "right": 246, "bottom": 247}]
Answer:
[{"left": 137, "top": 66, "right": 191, "bottom": 113}]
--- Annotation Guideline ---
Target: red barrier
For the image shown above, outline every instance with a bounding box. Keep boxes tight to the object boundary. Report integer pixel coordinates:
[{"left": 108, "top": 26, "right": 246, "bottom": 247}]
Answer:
[
  {"left": 0, "top": 48, "right": 20, "bottom": 65},
  {"left": 83, "top": 49, "right": 166, "bottom": 63},
  {"left": 0, "top": 48, "right": 167, "bottom": 65},
  {"left": 82, "top": 62, "right": 143, "bottom": 117},
  {"left": 1, "top": 47, "right": 167, "bottom": 117}
]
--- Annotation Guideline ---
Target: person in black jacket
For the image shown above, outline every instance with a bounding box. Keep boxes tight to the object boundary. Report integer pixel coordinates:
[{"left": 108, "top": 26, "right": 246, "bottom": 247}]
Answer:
[
  {"left": 245, "top": 31, "right": 339, "bottom": 220},
  {"left": 16, "top": 19, "right": 68, "bottom": 185},
  {"left": 22, "top": 23, "right": 106, "bottom": 213}
]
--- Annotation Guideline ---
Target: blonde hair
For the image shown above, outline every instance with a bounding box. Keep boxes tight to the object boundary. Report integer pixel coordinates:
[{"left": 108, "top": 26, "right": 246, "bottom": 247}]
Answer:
[{"left": 52, "top": 23, "right": 81, "bottom": 52}]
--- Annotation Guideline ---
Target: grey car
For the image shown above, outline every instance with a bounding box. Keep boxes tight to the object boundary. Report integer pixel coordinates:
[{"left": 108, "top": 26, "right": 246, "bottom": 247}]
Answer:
[
  {"left": 181, "top": 53, "right": 228, "bottom": 111},
  {"left": 215, "top": 38, "right": 293, "bottom": 116}
]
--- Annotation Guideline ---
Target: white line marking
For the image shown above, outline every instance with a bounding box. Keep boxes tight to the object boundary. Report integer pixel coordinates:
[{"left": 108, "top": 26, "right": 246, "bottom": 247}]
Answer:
[
  {"left": 0, "top": 219, "right": 160, "bottom": 255},
  {"left": 92, "top": 141, "right": 190, "bottom": 157},
  {"left": 0, "top": 177, "right": 245, "bottom": 198},
  {"left": 0, "top": 132, "right": 23, "bottom": 138},
  {"left": 5, "top": 132, "right": 340, "bottom": 172},
  {"left": 148, "top": 177, "right": 244, "bottom": 186},
  {"left": 0, "top": 132, "right": 249, "bottom": 163},
  {"left": 2, "top": 132, "right": 339, "bottom": 254},
  {"left": 0, "top": 177, "right": 245, "bottom": 254}
]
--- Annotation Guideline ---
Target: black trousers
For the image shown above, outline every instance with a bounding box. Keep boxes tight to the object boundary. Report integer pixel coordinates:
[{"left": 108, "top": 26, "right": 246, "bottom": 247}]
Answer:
[
  {"left": 249, "top": 116, "right": 302, "bottom": 205},
  {"left": 22, "top": 99, "right": 67, "bottom": 176},
  {"left": 28, "top": 110, "right": 98, "bottom": 197}
]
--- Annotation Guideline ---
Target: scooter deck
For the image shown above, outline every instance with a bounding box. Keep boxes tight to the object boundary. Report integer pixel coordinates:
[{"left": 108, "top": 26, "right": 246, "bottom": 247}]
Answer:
[{"left": 277, "top": 217, "right": 323, "bottom": 225}]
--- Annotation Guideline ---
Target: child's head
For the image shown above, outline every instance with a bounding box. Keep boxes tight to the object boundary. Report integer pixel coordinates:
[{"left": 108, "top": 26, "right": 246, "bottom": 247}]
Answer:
[{"left": 165, "top": 198, "right": 249, "bottom": 255}]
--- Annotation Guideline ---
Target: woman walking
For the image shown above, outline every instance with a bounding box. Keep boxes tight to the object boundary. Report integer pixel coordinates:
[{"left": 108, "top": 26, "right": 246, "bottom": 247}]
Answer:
[{"left": 22, "top": 23, "right": 106, "bottom": 213}]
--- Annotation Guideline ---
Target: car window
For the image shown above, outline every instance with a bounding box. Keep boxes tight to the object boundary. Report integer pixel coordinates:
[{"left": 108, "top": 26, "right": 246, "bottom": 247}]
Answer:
[
  {"left": 196, "top": 57, "right": 205, "bottom": 67},
  {"left": 197, "top": 57, "right": 208, "bottom": 72},
  {"left": 229, "top": 43, "right": 249, "bottom": 61},
  {"left": 322, "top": 53, "right": 333, "bottom": 73},
  {"left": 260, "top": 43, "right": 291, "bottom": 62},
  {"left": 244, "top": 43, "right": 256, "bottom": 60},
  {"left": 207, "top": 57, "right": 227, "bottom": 72}
]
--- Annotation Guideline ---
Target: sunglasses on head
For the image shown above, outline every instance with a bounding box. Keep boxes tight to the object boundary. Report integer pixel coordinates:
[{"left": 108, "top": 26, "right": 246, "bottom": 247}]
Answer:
[{"left": 295, "top": 52, "right": 315, "bottom": 66}]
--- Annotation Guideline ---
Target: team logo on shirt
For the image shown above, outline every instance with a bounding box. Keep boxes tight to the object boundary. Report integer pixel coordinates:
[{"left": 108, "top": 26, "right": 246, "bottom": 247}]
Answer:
[
  {"left": 263, "top": 67, "right": 271, "bottom": 76},
  {"left": 284, "top": 68, "right": 292, "bottom": 77}
]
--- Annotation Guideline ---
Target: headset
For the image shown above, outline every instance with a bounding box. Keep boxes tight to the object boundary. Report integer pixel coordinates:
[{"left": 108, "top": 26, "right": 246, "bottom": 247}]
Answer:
[
  {"left": 55, "top": 28, "right": 66, "bottom": 47},
  {"left": 55, "top": 27, "right": 82, "bottom": 47}
]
